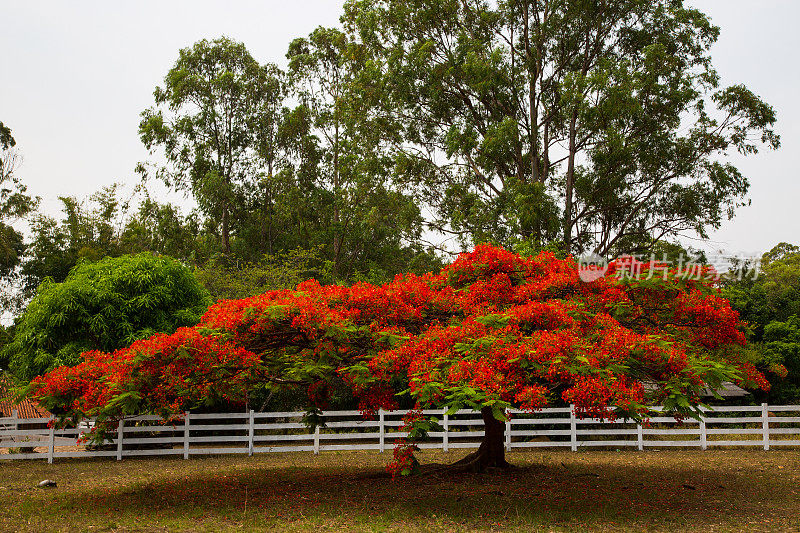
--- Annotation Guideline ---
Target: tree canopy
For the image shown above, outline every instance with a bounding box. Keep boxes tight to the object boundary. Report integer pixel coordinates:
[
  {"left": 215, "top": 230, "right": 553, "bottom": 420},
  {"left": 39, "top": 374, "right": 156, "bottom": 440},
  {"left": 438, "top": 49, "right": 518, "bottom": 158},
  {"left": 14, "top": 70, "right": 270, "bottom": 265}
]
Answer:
[
  {"left": 138, "top": 37, "right": 280, "bottom": 255},
  {"left": 723, "top": 243, "right": 800, "bottom": 403},
  {"left": 28, "top": 245, "right": 768, "bottom": 474},
  {"left": 3, "top": 253, "right": 211, "bottom": 381},
  {"left": 341, "top": 0, "right": 779, "bottom": 254},
  {"left": 0, "top": 120, "right": 40, "bottom": 312},
  {"left": 136, "top": 36, "right": 435, "bottom": 281},
  {"left": 19, "top": 186, "right": 208, "bottom": 298}
]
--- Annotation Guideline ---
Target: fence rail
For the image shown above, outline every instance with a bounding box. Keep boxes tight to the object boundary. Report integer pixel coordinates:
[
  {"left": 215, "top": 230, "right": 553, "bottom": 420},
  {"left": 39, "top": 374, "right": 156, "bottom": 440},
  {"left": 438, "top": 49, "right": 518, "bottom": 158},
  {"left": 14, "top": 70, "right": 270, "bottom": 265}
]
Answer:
[{"left": 2, "top": 403, "right": 800, "bottom": 463}]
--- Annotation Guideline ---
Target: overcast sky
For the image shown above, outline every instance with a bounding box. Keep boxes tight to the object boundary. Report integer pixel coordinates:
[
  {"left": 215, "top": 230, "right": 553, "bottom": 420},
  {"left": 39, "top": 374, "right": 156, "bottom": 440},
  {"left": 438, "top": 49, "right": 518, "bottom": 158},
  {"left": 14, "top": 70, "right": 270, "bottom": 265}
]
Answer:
[{"left": 2, "top": 0, "right": 798, "bottom": 259}]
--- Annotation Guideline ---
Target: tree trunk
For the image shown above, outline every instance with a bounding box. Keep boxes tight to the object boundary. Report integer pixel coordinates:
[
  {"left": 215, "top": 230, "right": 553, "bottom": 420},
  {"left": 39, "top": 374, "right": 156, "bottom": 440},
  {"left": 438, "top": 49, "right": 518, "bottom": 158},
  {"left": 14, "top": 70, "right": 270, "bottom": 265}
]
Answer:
[
  {"left": 524, "top": 2, "right": 539, "bottom": 185},
  {"left": 263, "top": 158, "right": 274, "bottom": 255},
  {"left": 563, "top": 110, "right": 577, "bottom": 256},
  {"left": 450, "top": 407, "right": 511, "bottom": 472},
  {"left": 222, "top": 204, "right": 231, "bottom": 255},
  {"left": 332, "top": 92, "right": 342, "bottom": 277}
]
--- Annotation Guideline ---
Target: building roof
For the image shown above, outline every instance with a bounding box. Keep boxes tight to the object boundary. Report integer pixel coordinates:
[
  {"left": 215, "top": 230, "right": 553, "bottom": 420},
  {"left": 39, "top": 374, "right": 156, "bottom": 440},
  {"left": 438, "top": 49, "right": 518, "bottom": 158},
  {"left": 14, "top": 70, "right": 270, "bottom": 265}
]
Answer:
[
  {"left": 0, "top": 376, "right": 52, "bottom": 419},
  {"left": 642, "top": 379, "right": 749, "bottom": 398},
  {"left": 701, "top": 381, "right": 749, "bottom": 398}
]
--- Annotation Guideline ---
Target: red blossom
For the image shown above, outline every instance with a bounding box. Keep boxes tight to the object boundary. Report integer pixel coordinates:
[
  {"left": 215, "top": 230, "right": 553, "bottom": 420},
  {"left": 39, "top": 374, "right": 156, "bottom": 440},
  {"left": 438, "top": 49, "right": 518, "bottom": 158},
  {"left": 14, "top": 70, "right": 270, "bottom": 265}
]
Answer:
[{"left": 28, "top": 244, "right": 766, "bottom": 445}]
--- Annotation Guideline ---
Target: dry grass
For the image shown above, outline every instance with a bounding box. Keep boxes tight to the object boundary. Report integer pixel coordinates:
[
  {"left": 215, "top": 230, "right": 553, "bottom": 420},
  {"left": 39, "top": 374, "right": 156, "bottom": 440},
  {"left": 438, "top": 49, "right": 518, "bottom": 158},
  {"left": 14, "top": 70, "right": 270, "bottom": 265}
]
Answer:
[{"left": 1, "top": 448, "right": 800, "bottom": 532}]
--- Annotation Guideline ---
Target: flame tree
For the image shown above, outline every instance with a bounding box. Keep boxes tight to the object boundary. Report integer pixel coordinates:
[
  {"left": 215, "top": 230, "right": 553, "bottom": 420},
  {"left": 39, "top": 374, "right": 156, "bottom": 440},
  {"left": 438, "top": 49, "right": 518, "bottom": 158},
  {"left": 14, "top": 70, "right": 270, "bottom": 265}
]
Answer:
[{"left": 28, "top": 245, "right": 770, "bottom": 474}]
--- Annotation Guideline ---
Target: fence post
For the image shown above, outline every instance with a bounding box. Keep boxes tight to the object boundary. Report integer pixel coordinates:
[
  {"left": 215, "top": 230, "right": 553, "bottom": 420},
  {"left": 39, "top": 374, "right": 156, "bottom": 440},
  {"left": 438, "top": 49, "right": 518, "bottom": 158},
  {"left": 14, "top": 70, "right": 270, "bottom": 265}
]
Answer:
[
  {"left": 77, "top": 420, "right": 86, "bottom": 445},
  {"left": 11, "top": 409, "right": 18, "bottom": 432},
  {"left": 636, "top": 422, "right": 643, "bottom": 451},
  {"left": 378, "top": 409, "right": 385, "bottom": 453},
  {"left": 442, "top": 409, "right": 449, "bottom": 453},
  {"left": 47, "top": 417, "right": 55, "bottom": 464},
  {"left": 183, "top": 412, "right": 190, "bottom": 460},
  {"left": 116, "top": 419, "right": 124, "bottom": 461},
  {"left": 570, "top": 404, "right": 577, "bottom": 452},
  {"left": 248, "top": 410, "right": 255, "bottom": 457},
  {"left": 762, "top": 403, "right": 770, "bottom": 451},
  {"left": 313, "top": 425, "right": 320, "bottom": 455},
  {"left": 700, "top": 407, "right": 707, "bottom": 450},
  {"left": 505, "top": 410, "right": 512, "bottom": 452}
]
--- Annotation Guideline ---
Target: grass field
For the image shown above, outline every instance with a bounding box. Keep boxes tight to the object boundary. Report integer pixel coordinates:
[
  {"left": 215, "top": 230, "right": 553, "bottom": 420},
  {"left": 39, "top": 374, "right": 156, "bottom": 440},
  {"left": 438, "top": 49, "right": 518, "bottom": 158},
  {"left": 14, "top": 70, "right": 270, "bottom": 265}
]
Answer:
[{"left": 1, "top": 448, "right": 799, "bottom": 532}]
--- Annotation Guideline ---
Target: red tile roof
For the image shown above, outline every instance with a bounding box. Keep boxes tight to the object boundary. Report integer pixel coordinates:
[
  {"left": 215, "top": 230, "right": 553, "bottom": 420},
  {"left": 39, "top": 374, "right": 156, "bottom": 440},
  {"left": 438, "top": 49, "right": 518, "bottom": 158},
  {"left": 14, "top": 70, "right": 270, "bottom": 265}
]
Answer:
[{"left": 0, "top": 376, "right": 51, "bottom": 419}]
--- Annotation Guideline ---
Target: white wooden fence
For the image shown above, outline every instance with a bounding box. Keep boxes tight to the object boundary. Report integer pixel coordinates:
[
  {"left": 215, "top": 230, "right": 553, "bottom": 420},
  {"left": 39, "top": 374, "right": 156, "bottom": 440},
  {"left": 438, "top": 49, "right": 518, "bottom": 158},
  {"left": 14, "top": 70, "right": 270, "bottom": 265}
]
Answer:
[{"left": 2, "top": 403, "right": 800, "bottom": 463}]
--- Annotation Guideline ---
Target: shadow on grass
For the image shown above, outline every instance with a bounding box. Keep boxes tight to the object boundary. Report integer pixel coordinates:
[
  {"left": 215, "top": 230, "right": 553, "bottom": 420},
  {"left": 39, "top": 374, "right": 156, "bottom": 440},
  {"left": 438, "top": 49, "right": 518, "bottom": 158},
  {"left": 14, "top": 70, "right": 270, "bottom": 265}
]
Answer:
[{"left": 56, "top": 453, "right": 798, "bottom": 530}]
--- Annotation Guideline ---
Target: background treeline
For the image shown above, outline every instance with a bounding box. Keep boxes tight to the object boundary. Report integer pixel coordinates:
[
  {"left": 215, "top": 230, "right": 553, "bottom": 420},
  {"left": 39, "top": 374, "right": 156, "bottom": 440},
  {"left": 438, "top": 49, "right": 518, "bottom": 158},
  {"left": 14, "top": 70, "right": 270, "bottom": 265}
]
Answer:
[
  {"left": 1, "top": 0, "right": 795, "bottom": 404},
  {"left": 723, "top": 244, "right": 800, "bottom": 404}
]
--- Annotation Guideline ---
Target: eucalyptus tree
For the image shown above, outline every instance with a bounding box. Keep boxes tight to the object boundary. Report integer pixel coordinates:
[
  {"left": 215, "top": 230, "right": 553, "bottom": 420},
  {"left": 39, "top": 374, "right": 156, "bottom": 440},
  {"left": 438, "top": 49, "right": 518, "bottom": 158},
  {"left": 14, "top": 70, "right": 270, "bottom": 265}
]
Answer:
[
  {"left": 343, "top": 0, "right": 779, "bottom": 255},
  {"left": 0, "top": 121, "right": 40, "bottom": 312},
  {"left": 245, "top": 63, "right": 295, "bottom": 255},
  {"left": 286, "top": 27, "right": 427, "bottom": 277},
  {"left": 138, "top": 37, "right": 285, "bottom": 255}
]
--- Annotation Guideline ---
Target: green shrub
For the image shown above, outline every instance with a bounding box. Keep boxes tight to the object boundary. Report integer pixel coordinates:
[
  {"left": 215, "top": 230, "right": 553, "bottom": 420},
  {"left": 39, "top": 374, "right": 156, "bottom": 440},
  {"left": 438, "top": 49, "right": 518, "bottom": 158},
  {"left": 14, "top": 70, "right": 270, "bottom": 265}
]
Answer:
[
  {"left": 1, "top": 253, "right": 211, "bottom": 380},
  {"left": 194, "top": 247, "right": 332, "bottom": 302}
]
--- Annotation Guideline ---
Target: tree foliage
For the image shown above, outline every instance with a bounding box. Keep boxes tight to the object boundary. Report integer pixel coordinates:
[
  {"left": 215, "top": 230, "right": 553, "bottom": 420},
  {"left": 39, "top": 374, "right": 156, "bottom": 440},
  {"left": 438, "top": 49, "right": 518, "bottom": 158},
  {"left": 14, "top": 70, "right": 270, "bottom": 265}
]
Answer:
[
  {"left": 137, "top": 36, "right": 438, "bottom": 281},
  {"left": 194, "top": 247, "right": 333, "bottom": 302},
  {"left": 3, "top": 253, "right": 211, "bottom": 380},
  {"left": 139, "top": 37, "right": 282, "bottom": 255},
  {"left": 286, "top": 27, "right": 428, "bottom": 276},
  {"left": 20, "top": 185, "right": 207, "bottom": 297},
  {"left": 724, "top": 243, "right": 800, "bottom": 402},
  {"left": 0, "top": 121, "right": 40, "bottom": 312},
  {"left": 28, "top": 245, "right": 768, "bottom": 473},
  {"left": 342, "top": 0, "right": 779, "bottom": 255}
]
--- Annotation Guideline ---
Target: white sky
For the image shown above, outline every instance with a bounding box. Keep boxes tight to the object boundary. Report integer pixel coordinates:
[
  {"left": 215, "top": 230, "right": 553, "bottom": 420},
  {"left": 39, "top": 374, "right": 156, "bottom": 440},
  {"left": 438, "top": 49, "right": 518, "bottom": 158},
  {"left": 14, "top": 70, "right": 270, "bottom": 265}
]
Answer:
[{"left": 2, "top": 0, "right": 798, "bottom": 258}]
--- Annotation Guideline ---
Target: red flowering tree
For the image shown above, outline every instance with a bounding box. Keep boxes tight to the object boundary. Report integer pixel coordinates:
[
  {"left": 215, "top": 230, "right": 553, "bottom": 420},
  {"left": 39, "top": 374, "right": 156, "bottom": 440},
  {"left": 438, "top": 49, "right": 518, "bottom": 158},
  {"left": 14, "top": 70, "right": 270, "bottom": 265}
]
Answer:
[{"left": 27, "top": 245, "right": 771, "bottom": 474}]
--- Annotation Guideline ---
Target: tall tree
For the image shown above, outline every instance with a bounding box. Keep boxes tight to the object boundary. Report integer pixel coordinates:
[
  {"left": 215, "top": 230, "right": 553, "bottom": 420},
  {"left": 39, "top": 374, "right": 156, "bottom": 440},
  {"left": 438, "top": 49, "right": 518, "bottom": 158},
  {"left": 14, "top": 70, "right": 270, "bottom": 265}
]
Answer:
[
  {"left": 342, "top": 0, "right": 779, "bottom": 255},
  {"left": 286, "top": 27, "right": 428, "bottom": 277},
  {"left": 138, "top": 37, "right": 284, "bottom": 255},
  {"left": 244, "top": 63, "right": 296, "bottom": 256},
  {"left": 137, "top": 37, "right": 439, "bottom": 281},
  {"left": 0, "top": 121, "right": 40, "bottom": 313}
]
